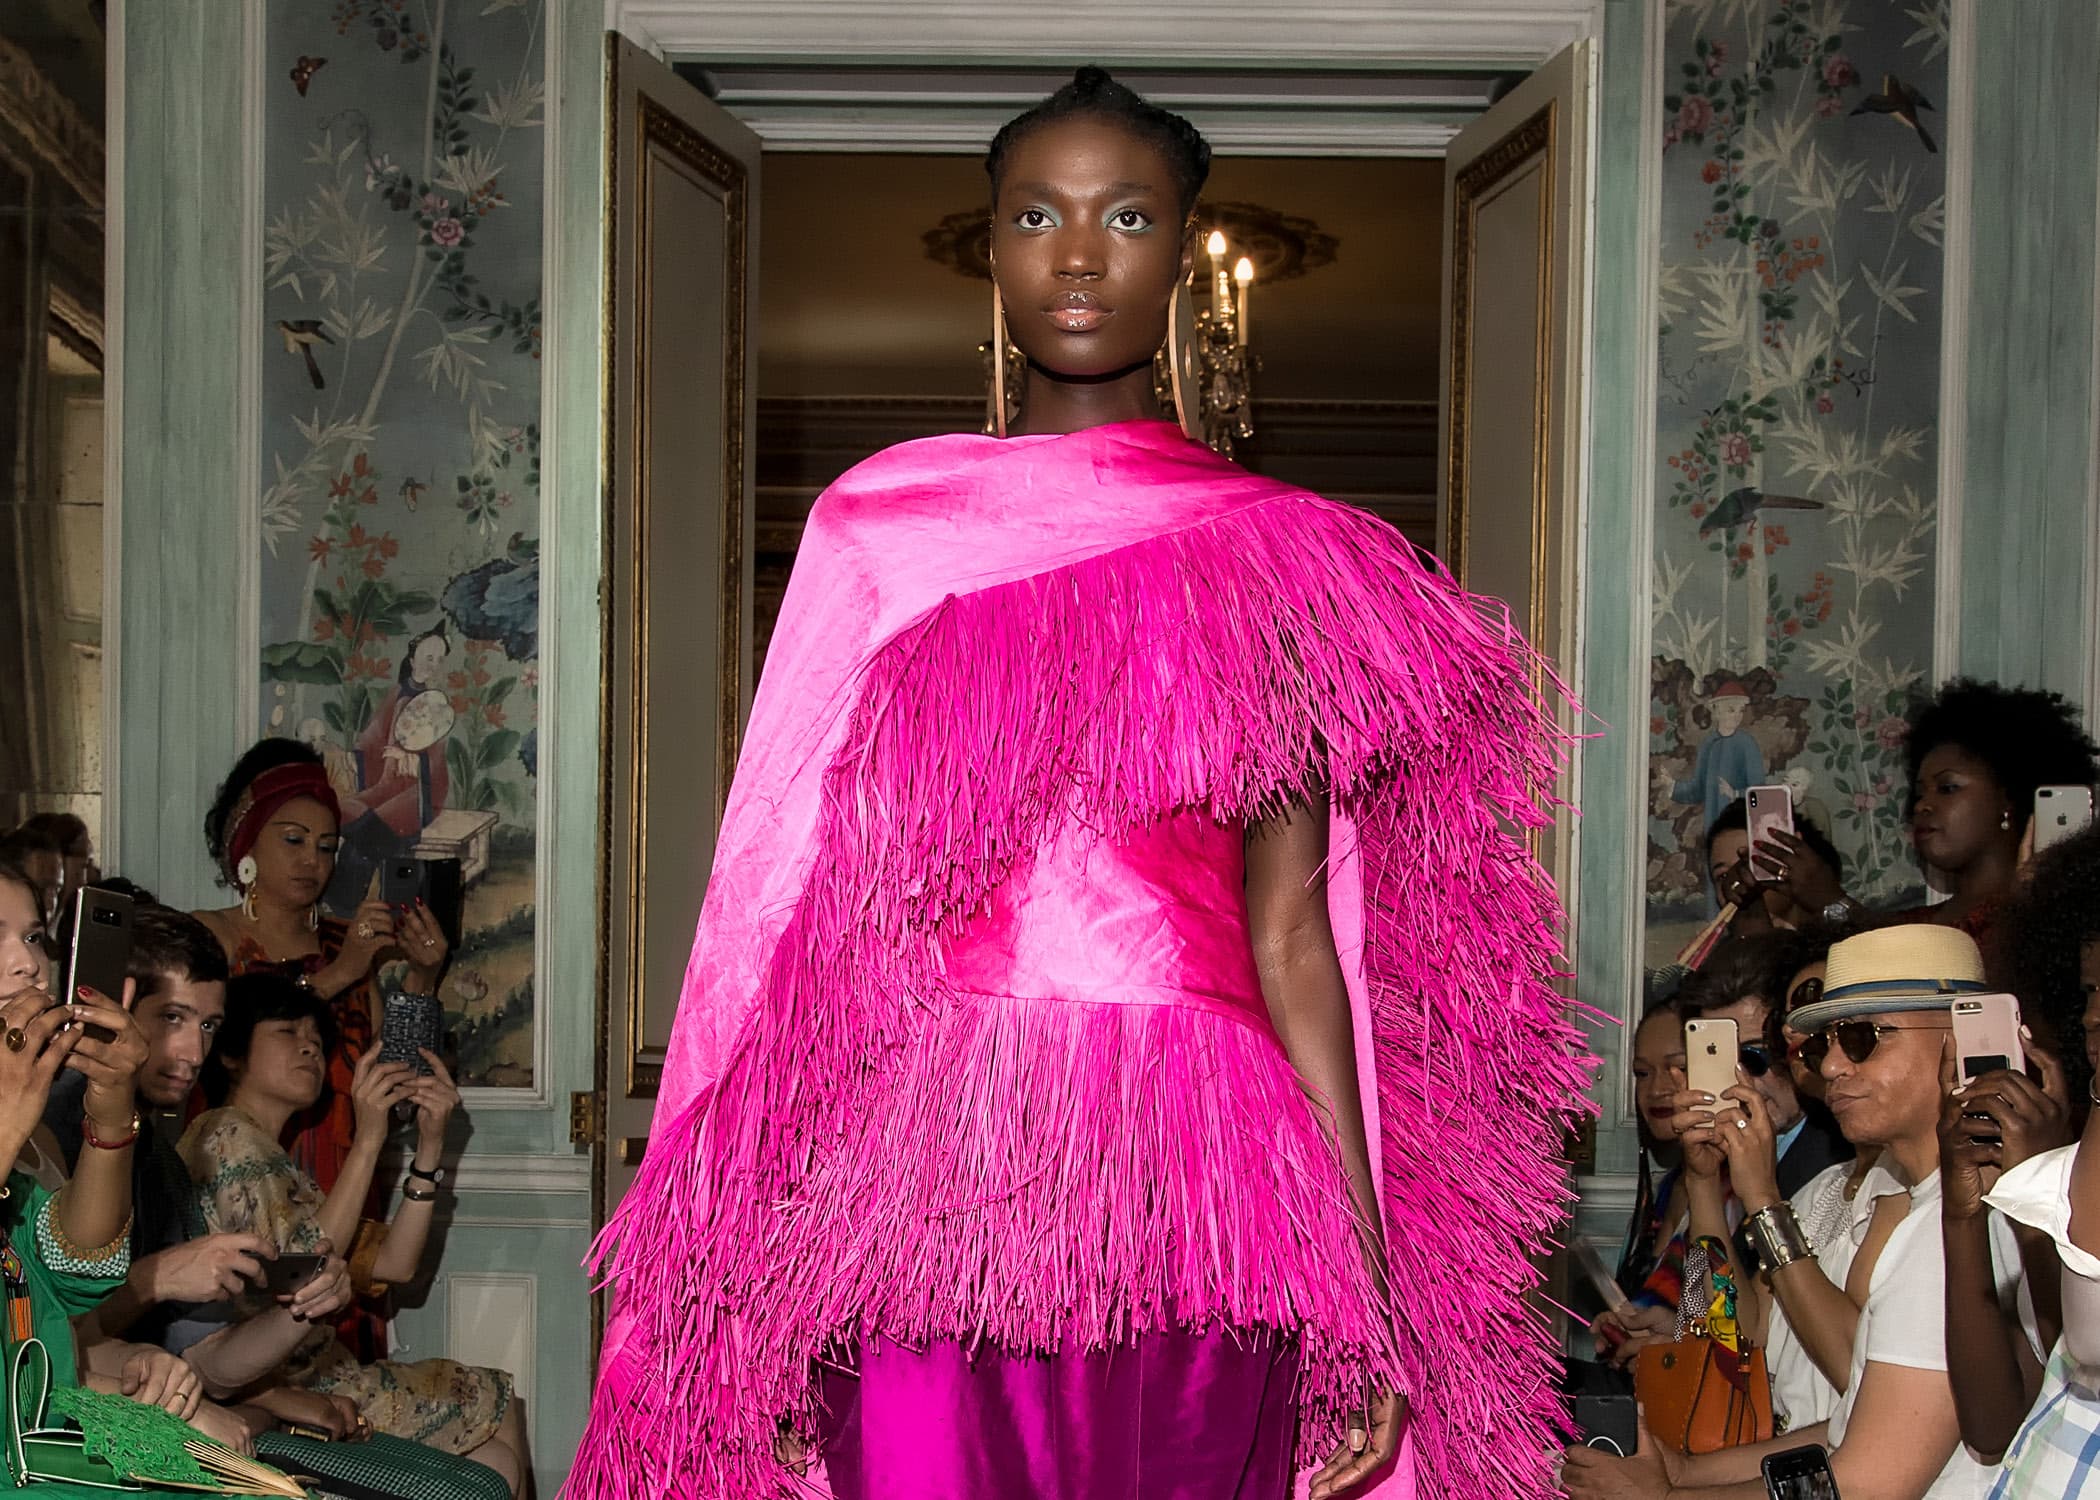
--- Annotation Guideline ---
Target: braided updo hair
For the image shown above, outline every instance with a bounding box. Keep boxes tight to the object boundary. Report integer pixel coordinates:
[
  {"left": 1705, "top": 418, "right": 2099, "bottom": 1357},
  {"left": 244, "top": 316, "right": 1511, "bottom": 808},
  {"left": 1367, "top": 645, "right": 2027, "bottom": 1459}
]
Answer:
[{"left": 985, "top": 67, "right": 1212, "bottom": 217}]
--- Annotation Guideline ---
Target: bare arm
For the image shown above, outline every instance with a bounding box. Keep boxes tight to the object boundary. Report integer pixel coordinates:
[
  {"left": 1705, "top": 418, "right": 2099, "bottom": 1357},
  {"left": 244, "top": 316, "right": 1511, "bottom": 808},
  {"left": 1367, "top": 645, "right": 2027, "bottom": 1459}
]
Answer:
[{"left": 1244, "top": 796, "right": 1382, "bottom": 1283}]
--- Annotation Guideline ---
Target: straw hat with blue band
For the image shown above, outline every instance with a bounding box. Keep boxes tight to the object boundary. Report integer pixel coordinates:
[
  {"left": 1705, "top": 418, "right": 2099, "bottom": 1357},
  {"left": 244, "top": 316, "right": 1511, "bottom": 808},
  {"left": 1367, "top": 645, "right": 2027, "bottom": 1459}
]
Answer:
[{"left": 1785, "top": 925, "right": 1989, "bottom": 1035}]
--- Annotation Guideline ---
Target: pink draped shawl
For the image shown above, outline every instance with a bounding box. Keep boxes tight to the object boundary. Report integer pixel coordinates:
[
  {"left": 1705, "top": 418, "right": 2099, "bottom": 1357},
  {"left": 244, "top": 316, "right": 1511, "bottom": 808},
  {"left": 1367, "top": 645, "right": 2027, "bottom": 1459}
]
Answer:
[{"left": 571, "top": 420, "right": 1593, "bottom": 1499}]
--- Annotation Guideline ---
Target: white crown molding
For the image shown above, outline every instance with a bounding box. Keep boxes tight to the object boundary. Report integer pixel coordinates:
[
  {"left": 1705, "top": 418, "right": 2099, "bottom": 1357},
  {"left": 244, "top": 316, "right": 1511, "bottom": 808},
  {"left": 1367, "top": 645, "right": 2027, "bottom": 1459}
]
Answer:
[
  {"left": 1934, "top": 0, "right": 1975, "bottom": 686},
  {"left": 738, "top": 109, "right": 1462, "bottom": 155},
  {"left": 620, "top": 1, "right": 1599, "bottom": 66}
]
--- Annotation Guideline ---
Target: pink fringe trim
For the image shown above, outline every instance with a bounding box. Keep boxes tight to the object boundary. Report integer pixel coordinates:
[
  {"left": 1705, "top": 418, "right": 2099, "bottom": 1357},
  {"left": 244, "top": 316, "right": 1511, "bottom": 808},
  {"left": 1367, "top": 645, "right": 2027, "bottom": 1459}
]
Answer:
[{"left": 569, "top": 493, "right": 1593, "bottom": 1500}]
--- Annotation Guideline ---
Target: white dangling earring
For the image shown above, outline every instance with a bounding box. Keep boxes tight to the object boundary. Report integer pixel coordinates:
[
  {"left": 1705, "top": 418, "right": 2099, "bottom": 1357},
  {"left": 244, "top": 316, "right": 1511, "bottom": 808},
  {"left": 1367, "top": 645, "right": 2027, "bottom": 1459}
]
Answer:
[{"left": 236, "top": 856, "right": 259, "bottom": 921}]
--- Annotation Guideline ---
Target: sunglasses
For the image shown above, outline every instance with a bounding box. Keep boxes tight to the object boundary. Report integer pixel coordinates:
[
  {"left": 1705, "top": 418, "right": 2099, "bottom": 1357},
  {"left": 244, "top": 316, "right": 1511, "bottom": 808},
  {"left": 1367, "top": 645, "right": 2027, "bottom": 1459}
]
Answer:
[
  {"left": 1798, "top": 1017, "right": 1950, "bottom": 1071},
  {"left": 1737, "top": 1043, "right": 1772, "bottom": 1078}
]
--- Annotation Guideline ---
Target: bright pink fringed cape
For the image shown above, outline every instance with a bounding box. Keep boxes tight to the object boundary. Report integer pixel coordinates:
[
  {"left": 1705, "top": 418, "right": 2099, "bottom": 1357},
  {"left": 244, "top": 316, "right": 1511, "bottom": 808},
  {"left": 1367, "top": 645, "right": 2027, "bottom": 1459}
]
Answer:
[{"left": 571, "top": 420, "right": 1594, "bottom": 1499}]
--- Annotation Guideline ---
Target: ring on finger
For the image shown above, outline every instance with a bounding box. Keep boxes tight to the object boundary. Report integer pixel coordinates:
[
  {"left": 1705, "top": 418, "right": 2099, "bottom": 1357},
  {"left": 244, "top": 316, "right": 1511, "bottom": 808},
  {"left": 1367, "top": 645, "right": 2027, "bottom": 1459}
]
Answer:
[
  {"left": 4, "top": 1027, "right": 25, "bottom": 1054},
  {"left": 355, "top": 921, "right": 375, "bottom": 940}
]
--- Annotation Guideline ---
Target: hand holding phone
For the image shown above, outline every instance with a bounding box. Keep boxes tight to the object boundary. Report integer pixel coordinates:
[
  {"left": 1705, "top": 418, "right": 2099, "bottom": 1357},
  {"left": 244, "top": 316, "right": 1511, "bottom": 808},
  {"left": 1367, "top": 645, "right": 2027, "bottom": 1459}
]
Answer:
[
  {"left": 2035, "top": 785, "right": 2095, "bottom": 855},
  {"left": 62, "top": 887, "right": 133, "bottom": 1043},
  {"left": 1745, "top": 785, "right": 1795, "bottom": 874},
  {"left": 1684, "top": 1017, "right": 1741, "bottom": 1102},
  {"left": 1762, "top": 1444, "right": 1842, "bottom": 1499},
  {"left": 261, "top": 1252, "right": 328, "bottom": 1298},
  {"left": 1951, "top": 994, "right": 2024, "bottom": 1083}
]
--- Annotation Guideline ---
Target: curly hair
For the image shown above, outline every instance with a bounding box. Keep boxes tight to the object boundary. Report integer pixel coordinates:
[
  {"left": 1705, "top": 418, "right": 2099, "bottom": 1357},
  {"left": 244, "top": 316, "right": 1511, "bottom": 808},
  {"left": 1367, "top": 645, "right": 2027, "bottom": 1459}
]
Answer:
[
  {"left": 986, "top": 66, "right": 1212, "bottom": 217},
  {"left": 203, "top": 737, "right": 327, "bottom": 884},
  {"left": 1995, "top": 822, "right": 2100, "bottom": 1109},
  {"left": 1903, "top": 677, "right": 2099, "bottom": 818}
]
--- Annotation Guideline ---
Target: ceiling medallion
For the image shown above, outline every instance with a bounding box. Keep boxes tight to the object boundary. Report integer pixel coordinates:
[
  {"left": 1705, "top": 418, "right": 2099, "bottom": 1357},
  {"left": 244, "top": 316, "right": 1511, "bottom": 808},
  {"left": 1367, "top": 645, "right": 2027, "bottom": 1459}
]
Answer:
[{"left": 924, "top": 199, "right": 1337, "bottom": 285}]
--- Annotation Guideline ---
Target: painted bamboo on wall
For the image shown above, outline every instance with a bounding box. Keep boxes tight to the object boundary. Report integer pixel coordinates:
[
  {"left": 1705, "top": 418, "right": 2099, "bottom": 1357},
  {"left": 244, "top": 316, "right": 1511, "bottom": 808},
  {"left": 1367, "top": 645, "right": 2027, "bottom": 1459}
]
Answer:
[
  {"left": 1646, "top": 0, "right": 1949, "bottom": 958},
  {"left": 256, "top": 0, "right": 545, "bottom": 1086}
]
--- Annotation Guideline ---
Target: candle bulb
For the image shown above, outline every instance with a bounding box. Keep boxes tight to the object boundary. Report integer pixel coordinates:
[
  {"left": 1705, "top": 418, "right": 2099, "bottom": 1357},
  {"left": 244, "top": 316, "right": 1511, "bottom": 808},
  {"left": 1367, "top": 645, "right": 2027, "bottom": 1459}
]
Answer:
[
  {"left": 1206, "top": 229, "right": 1227, "bottom": 272},
  {"left": 1206, "top": 231, "right": 1229, "bottom": 316},
  {"left": 1233, "top": 257, "right": 1254, "bottom": 347}
]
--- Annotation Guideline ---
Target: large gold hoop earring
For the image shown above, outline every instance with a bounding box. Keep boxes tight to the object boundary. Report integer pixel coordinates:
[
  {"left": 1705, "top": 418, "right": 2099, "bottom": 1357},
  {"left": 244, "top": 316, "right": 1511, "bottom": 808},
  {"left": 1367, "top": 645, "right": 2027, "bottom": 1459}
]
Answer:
[
  {"left": 984, "top": 283, "right": 1025, "bottom": 438},
  {"left": 1154, "top": 277, "right": 1201, "bottom": 441}
]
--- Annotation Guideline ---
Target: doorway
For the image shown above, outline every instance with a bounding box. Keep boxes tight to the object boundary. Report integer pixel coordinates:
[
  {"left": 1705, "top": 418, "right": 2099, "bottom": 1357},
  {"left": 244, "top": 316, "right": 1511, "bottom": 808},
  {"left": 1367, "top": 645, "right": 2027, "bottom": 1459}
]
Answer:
[{"left": 589, "top": 36, "right": 1593, "bottom": 1229}]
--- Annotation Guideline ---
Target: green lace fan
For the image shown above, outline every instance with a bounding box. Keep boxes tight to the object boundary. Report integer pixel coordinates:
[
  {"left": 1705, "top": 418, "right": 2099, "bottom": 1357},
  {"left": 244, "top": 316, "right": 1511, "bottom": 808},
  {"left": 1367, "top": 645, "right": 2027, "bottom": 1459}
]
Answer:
[{"left": 9, "top": 1339, "right": 304, "bottom": 1496}]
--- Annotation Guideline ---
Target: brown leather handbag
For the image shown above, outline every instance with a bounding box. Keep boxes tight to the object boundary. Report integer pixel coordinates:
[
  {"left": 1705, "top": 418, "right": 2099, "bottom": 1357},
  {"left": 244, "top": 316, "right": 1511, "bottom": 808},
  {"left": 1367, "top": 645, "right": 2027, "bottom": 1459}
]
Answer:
[
  {"left": 1633, "top": 1237, "right": 1775, "bottom": 1455},
  {"left": 1634, "top": 1334, "right": 1774, "bottom": 1454}
]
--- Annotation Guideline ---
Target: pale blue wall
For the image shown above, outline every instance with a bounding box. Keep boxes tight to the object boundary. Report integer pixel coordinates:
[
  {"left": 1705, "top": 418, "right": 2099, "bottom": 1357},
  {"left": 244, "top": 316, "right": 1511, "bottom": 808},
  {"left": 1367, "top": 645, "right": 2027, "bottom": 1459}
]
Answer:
[
  {"left": 114, "top": 6, "right": 605, "bottom": 1488},
  {"left": 1959, "top": 0, "right": 2099, "bottom": 697}
]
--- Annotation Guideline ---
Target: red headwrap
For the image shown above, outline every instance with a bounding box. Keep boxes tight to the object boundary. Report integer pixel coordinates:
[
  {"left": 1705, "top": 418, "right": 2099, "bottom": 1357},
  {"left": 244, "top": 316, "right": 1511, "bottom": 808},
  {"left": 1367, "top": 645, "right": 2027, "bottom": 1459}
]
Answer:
[{"left": 224, "top": 763, "right": 342, "bottom": 883}]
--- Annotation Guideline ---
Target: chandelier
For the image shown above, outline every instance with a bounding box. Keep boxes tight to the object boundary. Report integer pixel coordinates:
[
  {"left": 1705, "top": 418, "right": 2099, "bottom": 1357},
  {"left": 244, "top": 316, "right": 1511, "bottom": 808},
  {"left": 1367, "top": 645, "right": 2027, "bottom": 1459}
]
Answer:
[{"left": 1156, "top": 230, "right": 1258, "bottom": 458}]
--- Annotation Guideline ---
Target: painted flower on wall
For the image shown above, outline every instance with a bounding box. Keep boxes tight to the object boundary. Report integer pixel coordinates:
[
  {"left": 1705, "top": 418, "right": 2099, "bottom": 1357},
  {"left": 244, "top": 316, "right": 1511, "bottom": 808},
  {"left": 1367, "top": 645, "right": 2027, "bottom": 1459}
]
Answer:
[
  {"left": 1646, "top": 0, "right": 1949, "bottom": 937},
  {"left": 258, "top": 3, "right": 547, "bottom": 1087}
]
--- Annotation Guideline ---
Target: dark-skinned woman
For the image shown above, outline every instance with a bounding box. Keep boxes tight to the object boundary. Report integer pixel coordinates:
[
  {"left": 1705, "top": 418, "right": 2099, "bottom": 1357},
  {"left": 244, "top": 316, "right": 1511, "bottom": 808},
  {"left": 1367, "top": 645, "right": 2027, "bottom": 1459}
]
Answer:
[
  {"left": 192, "top": 739, "right": 449, "bottom": 1197},
  {"left": 572, "top": 68, "right": 1588, "bottom": 1500}
]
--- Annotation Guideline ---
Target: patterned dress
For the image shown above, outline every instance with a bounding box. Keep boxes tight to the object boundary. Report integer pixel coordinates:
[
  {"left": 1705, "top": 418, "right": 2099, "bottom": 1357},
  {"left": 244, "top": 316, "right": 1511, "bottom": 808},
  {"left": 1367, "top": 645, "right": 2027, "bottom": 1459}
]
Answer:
[
  {"left": 178, "top": 1108, "right": 510, "bottom": 1455},
  {"left": 224, "top": 919, "right": 377, "bottom": 1193}
]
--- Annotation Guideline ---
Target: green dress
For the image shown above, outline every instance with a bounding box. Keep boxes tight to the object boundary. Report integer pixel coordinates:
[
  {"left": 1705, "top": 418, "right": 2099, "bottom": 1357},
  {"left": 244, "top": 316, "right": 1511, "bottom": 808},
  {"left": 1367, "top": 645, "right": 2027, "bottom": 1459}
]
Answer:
[{"left": 0, "top": 1170, "right": 204, "bottom": 1497}]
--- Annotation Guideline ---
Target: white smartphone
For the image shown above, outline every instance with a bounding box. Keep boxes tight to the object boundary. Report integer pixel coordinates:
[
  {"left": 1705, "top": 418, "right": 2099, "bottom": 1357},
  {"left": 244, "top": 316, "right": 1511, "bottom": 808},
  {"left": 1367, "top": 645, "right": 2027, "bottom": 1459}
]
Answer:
[
  {"left": 2035, "top": 785, "right": 2095, "bottom": 854},
  {"left": 1950, "top": 993, "right": 2024, "bottom": 1083},
  {"left": 1684, "top": 1016, "right": 1740, "bottom": 1101},
  {"left": 1745, "top": 784, "right": 1795, "bottom": 869}
]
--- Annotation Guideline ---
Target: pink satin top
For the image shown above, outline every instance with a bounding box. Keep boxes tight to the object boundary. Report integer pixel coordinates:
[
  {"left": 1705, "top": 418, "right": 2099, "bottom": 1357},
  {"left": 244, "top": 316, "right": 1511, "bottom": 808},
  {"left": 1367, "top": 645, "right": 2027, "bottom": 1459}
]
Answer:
[{"left": 941, "top": 809, "right": 1276, "bottom": 1039}]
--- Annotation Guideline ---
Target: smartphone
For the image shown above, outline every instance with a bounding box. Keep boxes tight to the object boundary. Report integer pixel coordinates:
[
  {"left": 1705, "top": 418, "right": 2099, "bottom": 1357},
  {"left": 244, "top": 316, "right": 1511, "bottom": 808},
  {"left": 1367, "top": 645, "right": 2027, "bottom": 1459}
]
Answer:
[
  {"left": 379, "top": 990, "right": 441, "bottom": 1078},
  {"left": 1685, "top": 1016, "right": 1741, "bottom": 1101},
  {"left": 381, "top": 856, "right": 430, "bottom": 912},
  {"left": 1951, "top": 993, "right": 2024, "bottom": 1082},
  {"left": 1762, "top": 1443, "right": 1841, "bottom": 1499},
  {"left": 260, "top": 1252, "right": 327, "bottom": 1297},
  {"left": 61, "top": 887, "right": 133, "bottom": 1044},
  {"left": 2035, "top": 785, "right": 2095, "bottom": 854},
  {"left": 1745, "top": 784, "right": 1795, "bottom": 869}
]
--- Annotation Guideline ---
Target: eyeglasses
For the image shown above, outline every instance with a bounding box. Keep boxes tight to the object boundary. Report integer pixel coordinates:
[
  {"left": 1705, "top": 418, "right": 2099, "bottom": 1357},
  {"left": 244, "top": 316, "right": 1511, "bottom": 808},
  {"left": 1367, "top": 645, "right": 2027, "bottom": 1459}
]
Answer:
[{"left": 1798, "top": 1017, "right": 1951, "bottom": 1071}]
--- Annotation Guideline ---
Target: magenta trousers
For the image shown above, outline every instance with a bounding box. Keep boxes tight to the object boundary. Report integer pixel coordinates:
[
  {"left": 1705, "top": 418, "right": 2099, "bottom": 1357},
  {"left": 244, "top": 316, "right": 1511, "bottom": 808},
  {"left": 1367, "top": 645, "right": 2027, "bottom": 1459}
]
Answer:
[{"left": 815, "top": 1326, "right": 1301, "bottom": 1500}]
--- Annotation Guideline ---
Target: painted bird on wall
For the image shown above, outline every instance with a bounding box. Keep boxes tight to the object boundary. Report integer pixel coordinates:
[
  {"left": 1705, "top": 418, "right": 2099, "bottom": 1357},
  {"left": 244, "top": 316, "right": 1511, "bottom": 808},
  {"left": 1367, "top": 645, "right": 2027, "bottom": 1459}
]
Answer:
[
  {"left": 1699, "top": 486, "right": 1825, "bottom": 535},
  {"left": 275, "top": 319, "right": 333, "bottom": 390},
  {"left": 1851, "top": 74, "right": 1936, "bottom": 153}
]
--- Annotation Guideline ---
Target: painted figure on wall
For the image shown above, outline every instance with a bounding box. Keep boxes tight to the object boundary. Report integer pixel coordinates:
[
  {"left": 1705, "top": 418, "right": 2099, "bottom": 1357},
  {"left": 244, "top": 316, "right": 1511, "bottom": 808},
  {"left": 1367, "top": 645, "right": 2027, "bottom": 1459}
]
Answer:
[
  {"left": 324, "top": 625, "right": 454, "bottom": 910},
  {"left": 1670, "top": 678, "right": 1766, "bottom": 830}
]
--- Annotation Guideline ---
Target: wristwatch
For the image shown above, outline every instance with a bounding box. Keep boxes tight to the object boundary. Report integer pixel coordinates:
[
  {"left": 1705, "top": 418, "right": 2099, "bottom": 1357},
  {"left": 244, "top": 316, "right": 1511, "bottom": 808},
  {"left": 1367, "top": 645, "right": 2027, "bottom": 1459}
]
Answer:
[
  {"left": 1819, "top": 899, "right": 1855, "bottom": 925},
  {"left": 406, "top": 1163, "right": 445, "bottom": 1186}
]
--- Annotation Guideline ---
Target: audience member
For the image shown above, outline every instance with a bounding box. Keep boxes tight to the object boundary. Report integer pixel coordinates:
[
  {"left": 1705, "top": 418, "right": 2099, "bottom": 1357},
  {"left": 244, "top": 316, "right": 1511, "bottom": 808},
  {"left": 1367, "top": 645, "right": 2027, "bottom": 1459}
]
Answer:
[
  {"left": 16, "top": 811, "right": 95, "bottom": 909},
  {"left": 1949, "top": 822, "right": 2100, "bottom": 1490},
  {"left": 1707, "top": 799, "right": 1847, "bottom": 937},
  {"left": 1568, "top": 925, "right": 2024, "bottom": 1499},
  {"left": 1595, "top": 997, "right": 1697, "bottom": 1365},
  {"left": 193, "top": 738, "right": 449, "bottom": 1199},
  {"left": 1893, "top": 680, "right": 2098, "bottom": 943},
  {"left": 179, "top": 972, "right": 527, "bottom": 1495},
  {"left": 0, "top": 821, "right": 65, "bottom": 923}
]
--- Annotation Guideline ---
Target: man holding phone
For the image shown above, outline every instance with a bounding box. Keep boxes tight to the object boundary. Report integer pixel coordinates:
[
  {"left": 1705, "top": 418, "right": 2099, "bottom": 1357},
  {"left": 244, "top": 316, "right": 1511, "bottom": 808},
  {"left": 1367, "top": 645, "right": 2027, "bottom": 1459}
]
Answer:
[{"left": 41, "top": 894, "right": 360, "bottom": 1439}]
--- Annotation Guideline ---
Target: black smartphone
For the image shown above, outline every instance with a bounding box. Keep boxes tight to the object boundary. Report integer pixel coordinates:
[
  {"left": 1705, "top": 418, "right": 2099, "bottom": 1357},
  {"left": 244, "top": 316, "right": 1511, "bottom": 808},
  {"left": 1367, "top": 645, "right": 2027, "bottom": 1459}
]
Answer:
[
  {"left": 260, "top": 1252, "right": 328, "bottom": 1297},
  {"left": 1762, "top": 1444, "right": 1841, "bottom": 1500},
  {"left": 61, "top": 887, "right": 133, "bottom": 1043},
  {"left": 379, "top": 990, "right": 441, "bottom": 1078},
  {"left": 380, "top": 856, "right": 430, "bottom": 912}
]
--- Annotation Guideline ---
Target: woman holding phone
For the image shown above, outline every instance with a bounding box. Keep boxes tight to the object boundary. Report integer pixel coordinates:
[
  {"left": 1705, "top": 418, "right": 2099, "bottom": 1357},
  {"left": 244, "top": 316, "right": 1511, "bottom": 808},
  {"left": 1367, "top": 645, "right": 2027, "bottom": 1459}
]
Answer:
[
  {"left": 177, "top": 972, "right": 525, "bottom": 1494},
  {"left": 193, "top": 738, "right": 449, "bottom": 1196}
]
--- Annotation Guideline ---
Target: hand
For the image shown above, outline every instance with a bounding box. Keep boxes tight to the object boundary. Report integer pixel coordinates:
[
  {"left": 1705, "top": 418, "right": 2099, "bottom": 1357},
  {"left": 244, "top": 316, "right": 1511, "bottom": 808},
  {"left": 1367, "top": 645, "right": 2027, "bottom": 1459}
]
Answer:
[
  {"left": 1748, "top": 827, "right": 1846, "bottom": 912},
  {"left": 1591, "top": 1304, "right": 1676, "bottom": 1368},
  {"left": 1713, "top": 851, "right": 1765, "bottom": 912},
  {"left": 188, "top": 1401, "right": 259, "bottom": 1456},
  {"left": 252, "top": 1385, "right": 362, "bottom": 1440},
  {"left": 397, "top": 903, "right": 450, "bottom": 992},
  {"left": 119, "top": 1346, "right": 202, "bottom": 1420},
  {"left": 0, "top": 987, "right": 81, "bottom": 1153},
  {"left": 1563, "top": 1404, "right": 1680, "bottom": 1498},
  {"left": 1308, "top": 1387, "right": 1405, "bottom": 1499},
  {"left": 66, "top": 982, "right": 148, "bottom": 1124},
  {"left": 1664, "top": 1087, "right": 1737, "bottom": 1182},
  {"left": 347, "top": 1048, "right": 415, "bottom": 1147},
  {"left": 1709, "top": 1076, "right": 1782, "bottom": 1213},
  {"left": 408, "top": 1050, "right": 460, "bottom": 1154},
  {"left": 1939, "top": 1038, "right": 1997, "bottom": 1220},
  {"left": 1944, "top": 1035, "right": 2075, "bottom": 1208},
  {"left": 774, "top": 1424, "right": 815, "bottom": 1476},
  {"left": 283, "top": 1243, "right": 352, "bottom": 1322},
  {"left": 138, "top": 1234, "right": 276, "bottom": 1303},
  {"left": 328, "top": 900, "right": 399, "bottom": 988}
]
